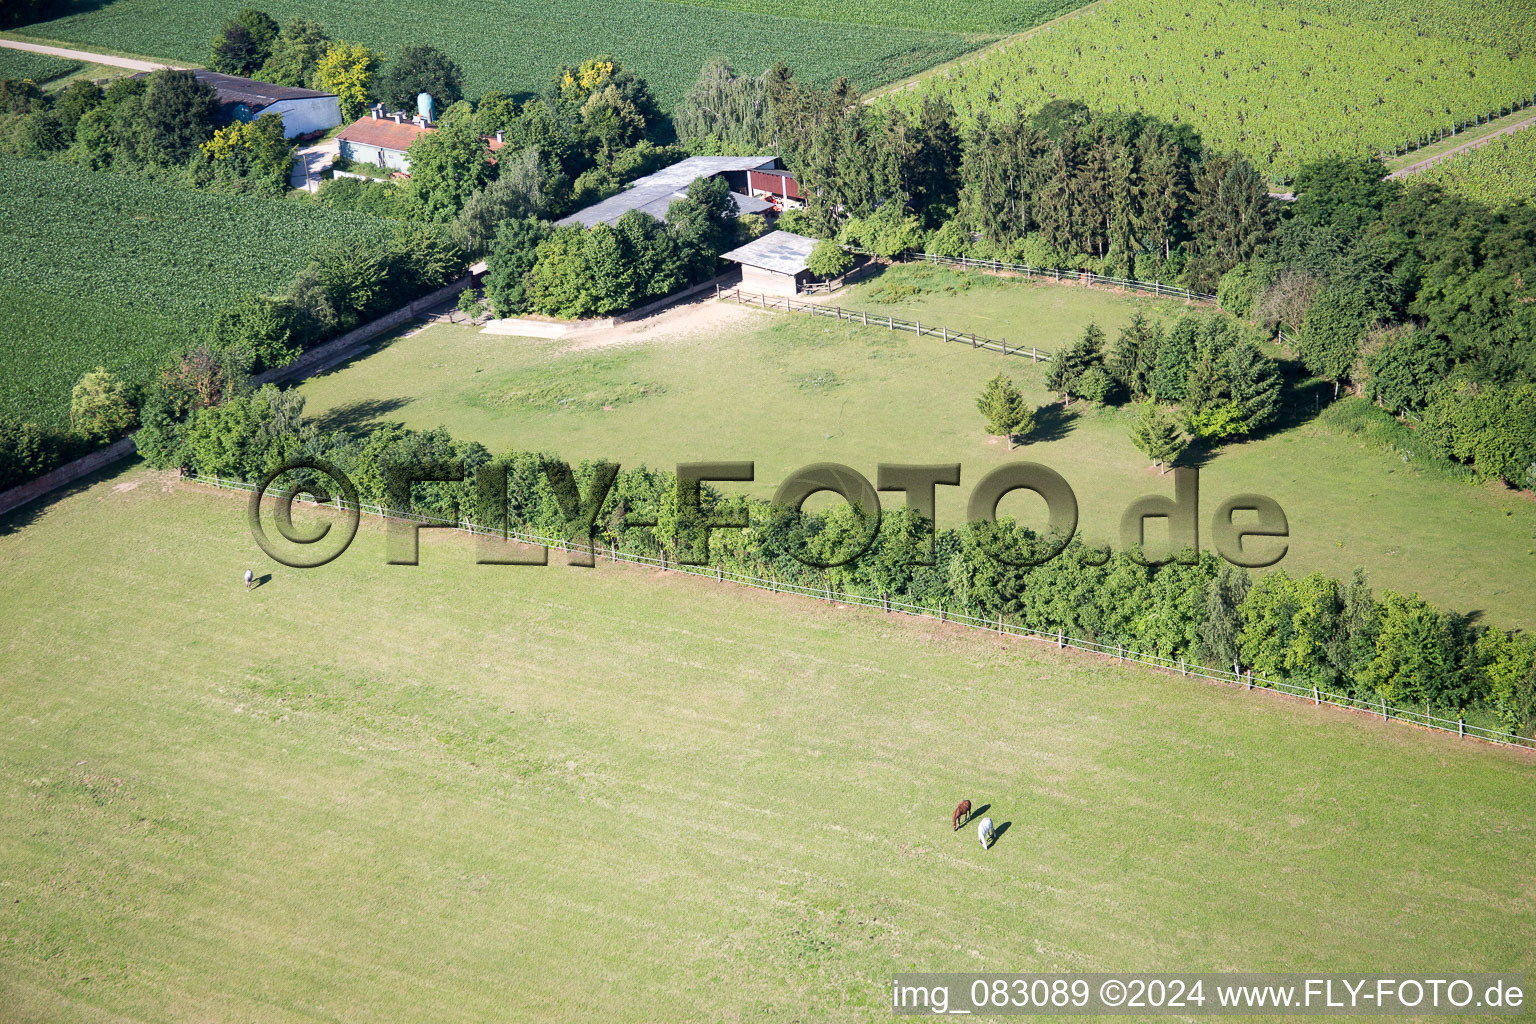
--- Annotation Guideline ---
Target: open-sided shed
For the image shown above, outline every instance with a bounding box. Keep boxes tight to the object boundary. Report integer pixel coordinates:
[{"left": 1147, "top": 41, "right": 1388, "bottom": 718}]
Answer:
[{"left": 720, "top": 231, "right": 819, "bottom": 296}]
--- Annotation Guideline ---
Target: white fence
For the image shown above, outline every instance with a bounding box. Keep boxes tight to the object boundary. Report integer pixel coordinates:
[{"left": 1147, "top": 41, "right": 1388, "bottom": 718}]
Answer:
[{"left": 201, "top": 471, "right": 1535, "bottom": 752}]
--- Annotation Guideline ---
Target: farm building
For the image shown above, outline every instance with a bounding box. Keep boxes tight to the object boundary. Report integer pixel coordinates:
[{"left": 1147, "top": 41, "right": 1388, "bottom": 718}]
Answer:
[
  {"left": 133, "top": 70, "right": 340, "bottom": 138},
  {"left": 720, "top": 231, "right": 819, "bottom": 296},
  {"left": 746, "top": 168, "right": 806, "bottom": 211},
  {"left": 556, "top": 156, "right": 782, "bottom": 229},
  {"left": 337, "top": 105, "right": 506, "bottom": 174}
]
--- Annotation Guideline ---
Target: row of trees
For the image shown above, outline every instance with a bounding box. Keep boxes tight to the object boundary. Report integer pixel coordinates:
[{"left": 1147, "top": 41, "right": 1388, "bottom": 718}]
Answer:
[
  {"left": 0, "top": 69, "right": 293, "bottom": 195},
  {"left": 133, "top": 400, "right": 1536, "bottom": 735},
  {"left": 672, "top": 64, "right": 1273, "bottom": 292}
]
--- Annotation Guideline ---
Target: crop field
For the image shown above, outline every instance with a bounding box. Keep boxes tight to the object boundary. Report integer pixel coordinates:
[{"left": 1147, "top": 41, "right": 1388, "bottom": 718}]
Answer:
[
  {"left": 0, "top": 157, "right": 398, "bottom": 429},
  {"left": 1, "top": 0, "right": 1090, "bottom": 107},
  {"left": 0, "top": 471, "right": 1532, "bottom": 1022},
  {"left": 0, "top": 48, "right": 80, "bottom": 83},
  {"left": 296, "top": 265, "right": 1536, "bottom": 629},
  {"left": 1413, "top": 127, "right": 1536, "bottom": 208},
  {"left": 894, "top": 0, "right": 1536, "bottom": 180}
]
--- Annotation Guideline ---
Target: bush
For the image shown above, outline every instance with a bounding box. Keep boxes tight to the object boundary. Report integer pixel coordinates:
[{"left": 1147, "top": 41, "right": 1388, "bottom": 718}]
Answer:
[
  {"left": 69, "top": 367, "right": 136, "bottom": 441},
  {"left": 806, "top": 239, "right": 853, "bottom": 280},
  {"left": 925, "top": 219, "right": 971, "bottom": 258},
  {"left": 0, "top": 417, "right": 60, "bottom": 489},
  {"left": 1216, "top": 262, "right": 1261, "bottom": 317}
]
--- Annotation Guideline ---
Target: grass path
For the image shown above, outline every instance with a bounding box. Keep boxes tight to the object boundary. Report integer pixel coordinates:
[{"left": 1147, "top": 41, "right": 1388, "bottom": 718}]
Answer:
[
  {"left": 0, "top": 470, "right": 1532, "bottom": 1021},
  {"left": 1388, "top": 110, "right": 1536, "bottom": 179}
]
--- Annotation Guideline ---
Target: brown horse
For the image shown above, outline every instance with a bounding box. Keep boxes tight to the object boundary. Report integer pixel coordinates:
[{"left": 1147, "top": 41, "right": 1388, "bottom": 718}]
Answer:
[{"left": 952, "top": 799, "right": 971, "bottom": 831}]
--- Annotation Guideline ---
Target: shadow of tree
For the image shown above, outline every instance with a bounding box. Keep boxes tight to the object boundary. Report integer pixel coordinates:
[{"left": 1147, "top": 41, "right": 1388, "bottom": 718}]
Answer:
[
  {"left": 308, "top": 397, "right": 413, "bottom": 433},
  {"left": 1024, "top": 403, "right": 1077, "bottom": 444}
]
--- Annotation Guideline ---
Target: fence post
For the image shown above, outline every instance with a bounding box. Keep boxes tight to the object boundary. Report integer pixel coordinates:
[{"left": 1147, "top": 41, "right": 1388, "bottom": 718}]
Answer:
[
  {"left": 1031, "top": 346, "right": 1038, "bottom": 363},
  {"left": 1057, "top": 628, "right": 1063, "bottom": 649},
  {"left": 1459, "top": 717, "right": 1465, "bottom": 738},
  {"left": 998, "top": 611, "right": 1004, "bottom": 634},
  {"left": 887, "top": 315, "right": 893, "bottom": 331},
  {"left": 1381, "top": 696, "right": 1388, "bottom": 720},
  {"left": 1001, "top": 338, "right": 1007, "bottom": 356},
  {"left": 971, "top": 333, "right": 978, "bottom": 349},
  {"left": 1313, "top": 684, "right": 1319, "bottom": 705},
  {"left": 1180, "top": 657, "right": 1186, "bottom": 676},
  {"left": 916, "top": 319, "right": 921, "bottom": 338},
  {"left": 862, "top": 310, "right": 868, "bottom": 326},
  {"left": 760, "top": 293, "right": 766, "bottom": 309},
  {"left": 1247, "top": 669, "right": 1253, "bottom": 690},
  {"left": 942, "top": 325, "right": 948, "bottom": 343}
]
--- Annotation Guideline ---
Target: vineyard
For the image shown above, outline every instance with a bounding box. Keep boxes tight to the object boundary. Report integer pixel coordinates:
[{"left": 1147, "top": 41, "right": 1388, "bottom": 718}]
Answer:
[
  {"left": 1413, "top": 128, "right": 1536, "bottom": 208},
  {"left": 895, "top": 0, "right": 1536, "bottom": 180},
  {"left": 0, "top": 157, "right": 397, "bottom": 429},
  {"left": 1, "top": 0, "right": 1075, "bottom": 107},
  {"left": 0, "top": 47, "right": 81, "bottom": 84}
]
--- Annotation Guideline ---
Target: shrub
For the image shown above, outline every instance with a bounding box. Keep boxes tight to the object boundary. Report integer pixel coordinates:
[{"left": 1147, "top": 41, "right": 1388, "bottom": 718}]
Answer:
[
  {"left": 807, "top": 239, "right": 853, "bottom": 279},
  {"left": 69, "top": 367, "right": 136, "bottom": 441}
]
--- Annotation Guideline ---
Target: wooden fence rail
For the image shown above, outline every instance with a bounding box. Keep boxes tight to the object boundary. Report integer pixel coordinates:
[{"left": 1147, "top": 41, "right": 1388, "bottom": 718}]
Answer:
[
  {"left": 717, "top": 286, "right": 1052, "bottom": 362},
  {"left": 894, "top": 250, "right": 1217, "bottom": 302}
]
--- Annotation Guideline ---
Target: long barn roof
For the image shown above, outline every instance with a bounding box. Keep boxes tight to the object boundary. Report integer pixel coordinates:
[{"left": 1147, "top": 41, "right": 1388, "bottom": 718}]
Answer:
[{"left": 556, "top": 155, "right": 778, "bottom": 228}]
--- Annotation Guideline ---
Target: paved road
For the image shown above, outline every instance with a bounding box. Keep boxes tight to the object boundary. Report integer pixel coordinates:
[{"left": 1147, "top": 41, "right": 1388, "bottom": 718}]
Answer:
[
  {"left": 1389, "top": 112, "right": 1536, "bottom": 179},
  {"left": 290, "top": 138, "right": 339, "bottom": 192},
  {"left": 0, "top": 38, "right": 185, "bottom": 72}
]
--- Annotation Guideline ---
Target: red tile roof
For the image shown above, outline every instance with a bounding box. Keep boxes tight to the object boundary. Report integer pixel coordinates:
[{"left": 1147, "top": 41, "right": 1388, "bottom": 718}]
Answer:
[
  {"left": 338, "top": 116, "right": 511, "bottom": 156},
  {"left": 337, "top": 117, "right": 432, "bottom": 153}
]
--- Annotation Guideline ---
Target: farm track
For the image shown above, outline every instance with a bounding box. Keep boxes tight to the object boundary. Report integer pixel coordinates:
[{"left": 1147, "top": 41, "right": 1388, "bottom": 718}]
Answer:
[
  {"left": 1388, "top": 112, "right": 1536, "bottom": 179},
  {"left": 0, "top": 37, "right": 186, "bottom": 71}
]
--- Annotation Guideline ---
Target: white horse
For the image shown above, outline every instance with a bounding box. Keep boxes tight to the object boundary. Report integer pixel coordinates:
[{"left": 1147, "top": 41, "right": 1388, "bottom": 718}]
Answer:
[{"left": 977, "top": 816, "right": 995, "bottom": 850}]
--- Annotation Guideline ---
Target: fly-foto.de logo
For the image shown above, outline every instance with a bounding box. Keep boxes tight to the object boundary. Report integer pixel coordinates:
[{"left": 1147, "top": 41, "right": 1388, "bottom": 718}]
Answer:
[{"left": 246, "top": 459, "right": 1288, "bottom": 571}]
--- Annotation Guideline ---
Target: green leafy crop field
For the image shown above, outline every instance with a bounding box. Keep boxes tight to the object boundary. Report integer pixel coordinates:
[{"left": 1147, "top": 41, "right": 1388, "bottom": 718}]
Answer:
[
  {"left": 0, "top": 157, "right": 397, "bottom": 429},
  {"left": 0, "top": 472, "right": 1532, "bottom": 1021},
  {"left": 0, "top": 47, "right": 81, "bottom": 83},
  {"left": 3, "top": 0, "right": 1095, "bottom": 107},
  {"left": 896, "top": 0, "right": 1536, "bottom": 180}
]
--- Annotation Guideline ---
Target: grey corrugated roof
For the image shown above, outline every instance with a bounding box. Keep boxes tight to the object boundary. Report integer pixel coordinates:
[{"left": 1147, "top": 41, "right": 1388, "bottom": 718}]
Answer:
[
  {"left": 721, "top": 231, "right": 818, "bottom": 275},
  {"left": 132, "top": 69, "right": 335, "bottom": 110},
  {"left": 556, "top": 155, "right": 778, "bottom": 228}
]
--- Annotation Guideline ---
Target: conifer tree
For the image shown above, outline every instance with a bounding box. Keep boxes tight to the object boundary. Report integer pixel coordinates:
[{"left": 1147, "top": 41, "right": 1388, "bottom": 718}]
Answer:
[{"left": 976, "top": 374, "right": 1033, "bottom": 448}]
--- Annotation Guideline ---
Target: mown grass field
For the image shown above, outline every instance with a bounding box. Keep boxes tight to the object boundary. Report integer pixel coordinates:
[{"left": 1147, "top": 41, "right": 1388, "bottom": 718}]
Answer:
[
  {"left": 0, "top": 471, "right": 1532, "bottom": 1022},
  {"left": 895, "top": 0, "right": 1536, "bottom": 180},
  {"left": 297, "top": 265, "right": 1536, "bottom": 629},
  {"left": 4, "top": 0, "right": 1086, "bottom": 107},
  {"left": 0, "top": 157, "right": 397, "bottom": 429}
]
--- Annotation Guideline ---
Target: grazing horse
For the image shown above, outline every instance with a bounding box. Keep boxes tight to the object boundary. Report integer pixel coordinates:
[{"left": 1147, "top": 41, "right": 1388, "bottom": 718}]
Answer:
[
  {"left": 951, "top": 799, "right": 971, "bottom": 831},
  {"left": 977, "top": 816, "right": 995, "bottom": 850}
]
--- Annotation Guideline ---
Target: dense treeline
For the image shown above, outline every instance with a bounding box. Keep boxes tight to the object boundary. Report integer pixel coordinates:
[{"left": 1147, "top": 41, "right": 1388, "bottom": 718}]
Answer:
[
  {"left": 134, "top": 397, "right": 1536, "bottom": 737},
  {"left": 1220, "top": 158, "right": 1536, "bottom": 488},
  {"left": 674, "top": 67, "right": 1273, "bottom": 292}
]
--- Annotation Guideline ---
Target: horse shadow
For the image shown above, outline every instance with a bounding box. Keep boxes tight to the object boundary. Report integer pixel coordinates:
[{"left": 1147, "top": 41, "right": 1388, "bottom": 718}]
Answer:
[
  {"left": 251, "top": 574, "right": 273, "bottom": 590},
  {"left": 968, "top": 803, "right": 991, "bottom": 825},
  {"left": 991, "top": 821, "right": 1012, "bottom": 846}
]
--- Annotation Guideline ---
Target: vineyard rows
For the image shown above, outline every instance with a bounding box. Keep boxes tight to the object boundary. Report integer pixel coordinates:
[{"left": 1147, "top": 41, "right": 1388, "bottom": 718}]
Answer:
[
  {"left": 11, "top": 0, "right": 1031, "bottom": 107},
  {"left": 1413, "top": 128, "right": 1536, "bottom": 208},
  {"left": 0, "top": 158, "right": 397, "bottom": 428},
  {"left": 896, "top": 0, "right": 1536, "bottom": 179}
]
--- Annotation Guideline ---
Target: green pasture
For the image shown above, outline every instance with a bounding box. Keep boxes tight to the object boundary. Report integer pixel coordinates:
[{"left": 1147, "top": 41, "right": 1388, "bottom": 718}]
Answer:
[
  {"left": 0, "top": 472, "right": 1531, "bottom": 1022},
  {"left": 296, "top": 266, "right": 1536, "bottom": 629}
]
